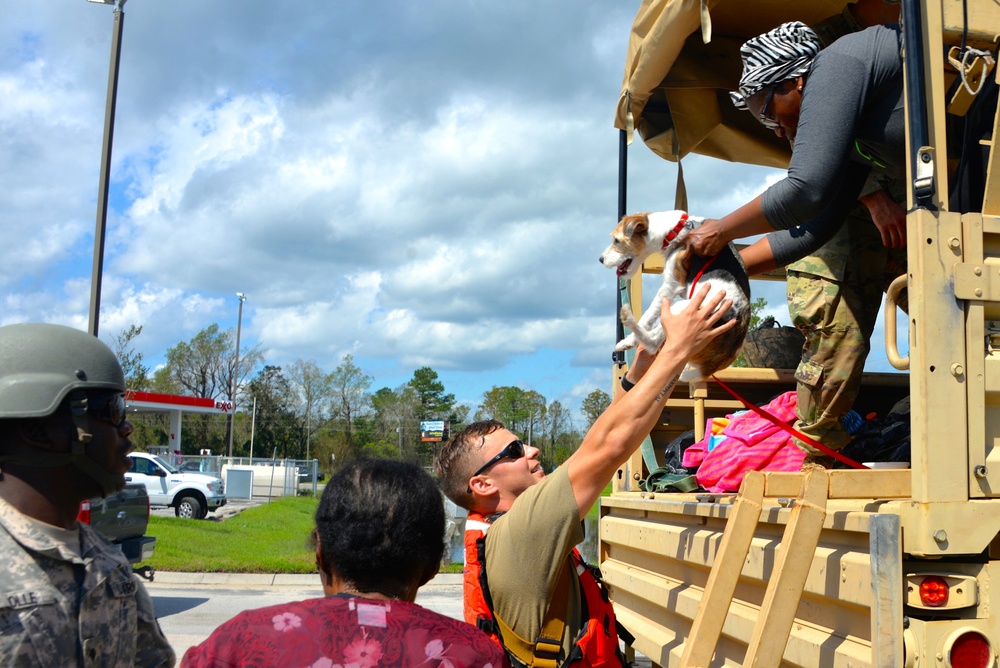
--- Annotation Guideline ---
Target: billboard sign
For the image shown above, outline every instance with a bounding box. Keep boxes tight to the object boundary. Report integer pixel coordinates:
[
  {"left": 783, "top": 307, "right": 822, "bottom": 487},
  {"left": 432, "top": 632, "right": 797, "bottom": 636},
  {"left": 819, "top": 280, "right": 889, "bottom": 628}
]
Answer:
[{"left": 420, "top": 420, "right": 448, "bottom": 442}]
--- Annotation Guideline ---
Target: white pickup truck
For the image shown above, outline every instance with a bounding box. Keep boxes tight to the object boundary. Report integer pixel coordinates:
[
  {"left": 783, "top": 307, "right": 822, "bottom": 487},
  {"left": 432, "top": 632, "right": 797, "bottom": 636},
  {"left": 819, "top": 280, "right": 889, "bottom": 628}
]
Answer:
[{"left": 126, "top": 451, "right": 226, "bottom": 520}]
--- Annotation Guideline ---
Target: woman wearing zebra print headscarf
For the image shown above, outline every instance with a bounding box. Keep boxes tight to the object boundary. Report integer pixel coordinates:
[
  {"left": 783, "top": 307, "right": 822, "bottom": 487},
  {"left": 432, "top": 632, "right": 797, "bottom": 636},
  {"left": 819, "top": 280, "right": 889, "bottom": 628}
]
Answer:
[
  {"left": 687, "top": 19, "right": 906, "bottom": 269},
  {"left": 687, "top": 18, "right": 908, "bottom": 468}
]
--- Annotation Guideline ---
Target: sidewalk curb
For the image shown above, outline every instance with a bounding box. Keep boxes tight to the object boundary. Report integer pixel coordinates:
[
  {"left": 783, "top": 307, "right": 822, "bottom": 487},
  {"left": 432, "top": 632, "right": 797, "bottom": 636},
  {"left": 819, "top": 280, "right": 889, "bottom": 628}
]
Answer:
[{"left": 149, "top": 572, "right": 464, "bottom": 587}]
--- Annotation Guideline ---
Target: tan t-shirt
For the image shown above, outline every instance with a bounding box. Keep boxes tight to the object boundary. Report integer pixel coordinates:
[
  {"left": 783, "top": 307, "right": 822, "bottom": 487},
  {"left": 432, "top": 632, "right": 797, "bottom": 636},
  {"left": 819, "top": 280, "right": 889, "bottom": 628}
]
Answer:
[{"left": 484, "top": 466, "right": 585, "bottom": 657}]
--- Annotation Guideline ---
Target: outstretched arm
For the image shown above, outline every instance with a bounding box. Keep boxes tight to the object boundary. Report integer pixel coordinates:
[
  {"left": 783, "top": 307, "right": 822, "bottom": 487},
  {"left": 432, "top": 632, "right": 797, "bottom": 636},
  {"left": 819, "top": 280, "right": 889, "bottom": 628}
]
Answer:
[
  {"left": 610, "top": 346, "right": 656, "bottom": 407},
  {"left": 566, "top": 285, "right": 737, "bottom": 519},
  {"left": 686, "top": 194, "right": 775, "bottom": 257}
]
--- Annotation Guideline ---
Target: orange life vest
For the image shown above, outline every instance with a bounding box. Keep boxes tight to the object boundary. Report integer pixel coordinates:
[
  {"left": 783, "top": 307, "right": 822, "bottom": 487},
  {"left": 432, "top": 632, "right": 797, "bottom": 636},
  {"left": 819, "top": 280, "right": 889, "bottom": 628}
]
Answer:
[{"left": 463, "top": 511, "right": 630, "bottom": 668}]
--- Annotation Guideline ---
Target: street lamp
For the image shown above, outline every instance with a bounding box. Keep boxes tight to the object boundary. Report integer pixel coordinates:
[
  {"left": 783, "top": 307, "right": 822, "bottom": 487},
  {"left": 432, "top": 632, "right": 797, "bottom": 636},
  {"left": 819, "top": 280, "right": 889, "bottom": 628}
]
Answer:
[
  {"left": 86, "top": 0, "right": 129, "bottom": 337},
  {"left": 228, "top": 292, "right": 246, "bottom": 458}
]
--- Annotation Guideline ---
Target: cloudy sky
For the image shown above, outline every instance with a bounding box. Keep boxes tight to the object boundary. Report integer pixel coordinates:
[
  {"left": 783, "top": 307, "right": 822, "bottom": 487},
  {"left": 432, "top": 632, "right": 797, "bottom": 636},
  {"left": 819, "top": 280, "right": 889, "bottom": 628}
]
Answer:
[{"left": 1, "top": 2, "right": 903, "bottom": 422}]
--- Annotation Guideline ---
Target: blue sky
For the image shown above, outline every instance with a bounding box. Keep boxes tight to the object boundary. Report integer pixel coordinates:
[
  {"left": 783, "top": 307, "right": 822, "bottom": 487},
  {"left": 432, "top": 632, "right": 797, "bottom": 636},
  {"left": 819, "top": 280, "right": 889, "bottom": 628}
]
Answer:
[{"left": 0, "top": 2, "right": 904, "bottom": 423}]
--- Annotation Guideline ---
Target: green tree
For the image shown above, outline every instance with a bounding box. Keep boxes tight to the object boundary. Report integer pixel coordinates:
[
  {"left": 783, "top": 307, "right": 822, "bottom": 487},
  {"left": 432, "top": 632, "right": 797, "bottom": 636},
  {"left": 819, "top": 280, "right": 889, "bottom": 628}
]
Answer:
[
  {"left": 544, "top": 400, "right": 569, "bottom": 468},
  {"left": 450, "top": 404, "right": 471, "bottom": 433},
  {"left": 369, "top": 384, "right": 422, "bottom": 461},
  {"left": 110, "top": 324, "right": 167, "bottom": 449},
  {"left": 287, "top": 359, "right": 332, "bottom": 461},
  {"left": 329, "top": 354, "right": 372, "bottom": 459},
  {"left": 110, "top": 324, "right": 149, "bottom": 391},
  {"left": 523, "top": 390, "right": 547, "bottom": 449},
  {"left": 733, "top": 296, "right": 769, "bottom": 368},
  {"left": 580, "top": 389, "right": 611, "bottom": 428},
  {"left": 553, "top": 426, "right": 583, "bottom": 466},
  {"left": 247, "top": 365, "right": 300, "bottom": 459},
  {"left": 476, "top": 386, "right": 546, "bottom": 440},
  {"left": 155, "top": 324, "right": 265, "bottom": 453},
  {"left": 408, "top": 367, "right": 457, "bottom": 421}
]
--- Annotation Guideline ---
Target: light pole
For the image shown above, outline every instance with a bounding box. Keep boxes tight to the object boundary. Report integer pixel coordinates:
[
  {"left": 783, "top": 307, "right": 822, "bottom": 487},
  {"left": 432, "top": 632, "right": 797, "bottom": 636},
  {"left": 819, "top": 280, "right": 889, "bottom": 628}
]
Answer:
[
  {"left": 86, "top": 0, "right": 128, "bottom": 337},
  {"left": 228, "top": 292, "right": 246, "bottom": 458}
]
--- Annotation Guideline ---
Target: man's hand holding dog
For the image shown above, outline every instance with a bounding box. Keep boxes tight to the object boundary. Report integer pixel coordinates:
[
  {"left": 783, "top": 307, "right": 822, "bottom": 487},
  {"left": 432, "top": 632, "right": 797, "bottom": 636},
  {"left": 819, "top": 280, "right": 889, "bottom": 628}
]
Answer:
[{"left": 660, "top": 284, "right": 736, "bottom": 361}]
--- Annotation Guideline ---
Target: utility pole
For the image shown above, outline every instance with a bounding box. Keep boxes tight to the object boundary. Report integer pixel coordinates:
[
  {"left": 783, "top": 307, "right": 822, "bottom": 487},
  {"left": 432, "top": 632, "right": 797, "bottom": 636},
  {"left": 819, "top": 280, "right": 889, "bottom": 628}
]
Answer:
[
  {"left": 87, "top": 0, "right": 129, "bottom": 336},
  {"left": 228, "top": 292, "right": 246, "bottom": 457}
]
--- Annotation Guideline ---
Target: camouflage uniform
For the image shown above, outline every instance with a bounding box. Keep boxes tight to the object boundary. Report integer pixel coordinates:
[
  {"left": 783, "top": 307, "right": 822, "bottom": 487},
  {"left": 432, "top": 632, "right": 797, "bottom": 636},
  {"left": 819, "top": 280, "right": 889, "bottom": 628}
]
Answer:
[
  {"left": 786, "top": 5, "right": 908, "bottom": 456},
  {"left": 0, "top": 496, "right": 175, "bottom": 667},
  {"left": 787, "top": 203, "right": 906, "bottom": 454}
]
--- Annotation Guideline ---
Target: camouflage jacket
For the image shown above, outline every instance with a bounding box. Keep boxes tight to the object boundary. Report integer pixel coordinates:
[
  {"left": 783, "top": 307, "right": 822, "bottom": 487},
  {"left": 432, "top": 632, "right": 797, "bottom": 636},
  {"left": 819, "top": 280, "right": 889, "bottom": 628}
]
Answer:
[{"left": 0, "top": 496, "right": 175, "bottom": 667}]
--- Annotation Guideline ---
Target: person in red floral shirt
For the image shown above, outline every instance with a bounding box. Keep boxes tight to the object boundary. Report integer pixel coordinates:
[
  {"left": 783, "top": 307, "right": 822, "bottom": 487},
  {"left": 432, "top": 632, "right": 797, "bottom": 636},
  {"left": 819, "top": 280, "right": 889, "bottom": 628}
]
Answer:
[{"left": 182, "top": 459, "right": 504, "bottom": 668}]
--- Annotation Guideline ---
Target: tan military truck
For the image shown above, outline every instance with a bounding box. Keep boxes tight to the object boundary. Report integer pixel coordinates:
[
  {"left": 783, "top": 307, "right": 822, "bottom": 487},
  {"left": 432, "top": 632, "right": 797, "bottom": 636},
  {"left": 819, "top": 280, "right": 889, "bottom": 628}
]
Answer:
[{"left": 602, "top": 1, "right": 1000, "bottom": 666}]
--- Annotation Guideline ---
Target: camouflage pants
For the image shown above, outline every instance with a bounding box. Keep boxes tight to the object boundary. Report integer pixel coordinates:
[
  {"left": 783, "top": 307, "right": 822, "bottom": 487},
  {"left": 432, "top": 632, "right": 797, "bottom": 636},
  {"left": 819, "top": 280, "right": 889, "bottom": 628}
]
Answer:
[{"left": 787, "top": 211, "right": 907, "bottom": 454}]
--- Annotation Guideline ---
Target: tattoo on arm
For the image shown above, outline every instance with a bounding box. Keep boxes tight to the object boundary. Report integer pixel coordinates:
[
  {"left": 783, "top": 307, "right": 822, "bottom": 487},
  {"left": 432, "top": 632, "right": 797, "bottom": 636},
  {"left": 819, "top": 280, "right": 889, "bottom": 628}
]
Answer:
[{"left": 655, "top": 374, "right": 680, "bottom": 403}]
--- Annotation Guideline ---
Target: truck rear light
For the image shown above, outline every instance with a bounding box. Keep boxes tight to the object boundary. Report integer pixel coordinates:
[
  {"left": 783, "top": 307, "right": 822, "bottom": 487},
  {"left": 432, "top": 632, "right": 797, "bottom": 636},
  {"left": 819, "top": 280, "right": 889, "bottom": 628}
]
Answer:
[
  {"left": 77, "top": 501, "right": 91, "bottom": 525},
  {"left": 948, "top": 630, "right": 991, "bottom": 668},
  {"left": 906, "top": 573, "right": 977, "bottom": 610},
  {"left": 920, "top": 575, "right": 949, "bottom": 607}
]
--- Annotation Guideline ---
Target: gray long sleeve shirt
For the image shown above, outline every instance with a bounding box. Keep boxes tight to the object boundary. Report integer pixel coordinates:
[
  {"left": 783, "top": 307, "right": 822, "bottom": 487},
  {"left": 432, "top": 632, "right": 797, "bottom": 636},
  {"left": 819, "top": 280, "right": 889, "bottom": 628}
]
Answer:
[{"left": 763, "top": 24, "right": 905, "bottom": 267}]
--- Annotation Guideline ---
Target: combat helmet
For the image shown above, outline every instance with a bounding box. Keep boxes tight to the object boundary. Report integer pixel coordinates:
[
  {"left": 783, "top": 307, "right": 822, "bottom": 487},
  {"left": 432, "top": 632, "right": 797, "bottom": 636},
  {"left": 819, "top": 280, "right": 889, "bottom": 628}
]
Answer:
[
  {"left": 0, "top": 323, "right": 127, "bottom": 497},
  {"left": 0, "top": 323, "right": 125, "bottom": 419}
]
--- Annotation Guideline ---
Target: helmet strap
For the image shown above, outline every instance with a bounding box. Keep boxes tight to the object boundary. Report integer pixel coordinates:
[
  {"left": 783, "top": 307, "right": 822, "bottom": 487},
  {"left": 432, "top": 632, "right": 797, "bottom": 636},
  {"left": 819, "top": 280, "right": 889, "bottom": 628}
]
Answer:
[
  {"left": 66, "top": 390, "right": 116, "bottom": 495},
  {"left": 68, "top": 390, "right": 93, "bottom": 448}
]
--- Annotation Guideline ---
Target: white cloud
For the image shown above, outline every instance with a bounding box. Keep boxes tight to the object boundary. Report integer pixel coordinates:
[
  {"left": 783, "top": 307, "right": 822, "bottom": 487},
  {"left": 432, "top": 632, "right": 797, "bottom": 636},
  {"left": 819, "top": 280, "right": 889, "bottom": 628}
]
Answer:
[{"left": 0, "top": 0, "right": 901, "bottom": 426}]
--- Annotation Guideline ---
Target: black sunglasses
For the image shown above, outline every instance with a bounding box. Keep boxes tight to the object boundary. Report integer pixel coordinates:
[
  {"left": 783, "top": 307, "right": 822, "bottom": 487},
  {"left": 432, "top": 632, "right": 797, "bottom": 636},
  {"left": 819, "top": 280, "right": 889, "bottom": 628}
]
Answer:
[
  {"left": 89, "top": 392, "right": 127, "bottom": 429},
  {"left": 467, "top": 439, "right": 526, "bottom": 492},
  {"left": 757, "top": 85, "right": 780, "bottom": 130}
]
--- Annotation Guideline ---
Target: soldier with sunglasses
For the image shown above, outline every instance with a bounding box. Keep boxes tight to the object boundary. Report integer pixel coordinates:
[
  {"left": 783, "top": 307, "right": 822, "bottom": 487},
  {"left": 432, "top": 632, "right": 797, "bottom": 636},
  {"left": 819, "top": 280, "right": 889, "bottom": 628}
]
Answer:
[
  {"left": 0, "top": 323, "right": 175, "bottom": 667},
  {"left": 435, "top": 285, "right": 736, "bottom": 667}
]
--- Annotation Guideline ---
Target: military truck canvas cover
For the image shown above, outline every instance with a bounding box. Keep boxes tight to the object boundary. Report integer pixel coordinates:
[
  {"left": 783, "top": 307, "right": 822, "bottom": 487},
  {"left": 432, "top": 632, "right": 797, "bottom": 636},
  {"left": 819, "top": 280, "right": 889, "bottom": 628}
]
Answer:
[{"left": 615, "top": 0, "right": 859, "bottom": 168}]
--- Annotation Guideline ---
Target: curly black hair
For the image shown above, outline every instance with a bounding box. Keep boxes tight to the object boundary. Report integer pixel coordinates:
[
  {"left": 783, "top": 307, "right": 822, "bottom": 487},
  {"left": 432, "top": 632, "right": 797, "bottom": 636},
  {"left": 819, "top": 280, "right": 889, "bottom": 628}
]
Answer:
[{"left": 315, "top": 458, "right": 445, "bottom": 598}]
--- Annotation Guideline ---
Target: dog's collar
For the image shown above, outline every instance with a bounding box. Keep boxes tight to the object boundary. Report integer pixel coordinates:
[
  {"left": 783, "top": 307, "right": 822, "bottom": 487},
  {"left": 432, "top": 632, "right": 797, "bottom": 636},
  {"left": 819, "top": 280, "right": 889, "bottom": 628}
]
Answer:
[{"left": 662, "top": 213, "right": 688, "bottom": 250}]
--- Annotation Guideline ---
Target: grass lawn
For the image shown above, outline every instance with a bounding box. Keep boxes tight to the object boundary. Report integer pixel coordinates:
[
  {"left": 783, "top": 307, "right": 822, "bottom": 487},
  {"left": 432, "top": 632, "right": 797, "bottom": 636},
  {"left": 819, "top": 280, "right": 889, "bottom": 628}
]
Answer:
[
  {"left": 142, "top": 495, "right": 465, "bottom": 574},
  {"left": 144, "top": 496, "right": 320, "bottom": 574},
  {"left": 586, "top": 481, "right": 614, "bottom": 522},
  {"left": 143, "top": 482, "right": 616, "bottom": 574}
]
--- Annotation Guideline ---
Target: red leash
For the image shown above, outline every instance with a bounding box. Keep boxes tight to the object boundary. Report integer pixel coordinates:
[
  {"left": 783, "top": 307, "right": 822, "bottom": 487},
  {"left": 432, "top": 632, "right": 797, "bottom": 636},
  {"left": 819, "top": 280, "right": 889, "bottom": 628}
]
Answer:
[
  {"left": 710, "top": 375, "right": 870, "bottom": 470},
  {"left": 661, "top": 215, "right": 862, "bottom": 467},
  {"left": 688, "top": 255, "right": 718, "bottom": 298}
]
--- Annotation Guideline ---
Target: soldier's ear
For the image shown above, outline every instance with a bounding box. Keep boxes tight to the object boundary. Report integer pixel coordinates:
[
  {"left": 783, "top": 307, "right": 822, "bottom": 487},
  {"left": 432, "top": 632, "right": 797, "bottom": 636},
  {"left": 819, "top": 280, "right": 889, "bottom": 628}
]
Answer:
[
  {"left": 15, "top": 415, "right": 72, "bottom": 453},
  {"left": 17, "top": 419, "right": 52, "bottom": 448}
]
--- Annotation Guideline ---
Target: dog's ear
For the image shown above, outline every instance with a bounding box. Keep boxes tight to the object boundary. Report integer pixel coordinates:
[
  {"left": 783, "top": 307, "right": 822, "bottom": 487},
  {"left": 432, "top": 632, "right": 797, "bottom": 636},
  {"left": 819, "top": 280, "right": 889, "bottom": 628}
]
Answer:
[{"left": 623, "top": 215, "right": 649, "bottom": 239}]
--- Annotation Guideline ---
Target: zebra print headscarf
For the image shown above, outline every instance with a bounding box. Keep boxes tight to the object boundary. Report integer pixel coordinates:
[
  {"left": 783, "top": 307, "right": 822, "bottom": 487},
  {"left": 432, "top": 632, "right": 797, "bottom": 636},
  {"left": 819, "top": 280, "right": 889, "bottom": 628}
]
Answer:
[{"left": 730, "top": 22, "right": 821, "bottom": 110}]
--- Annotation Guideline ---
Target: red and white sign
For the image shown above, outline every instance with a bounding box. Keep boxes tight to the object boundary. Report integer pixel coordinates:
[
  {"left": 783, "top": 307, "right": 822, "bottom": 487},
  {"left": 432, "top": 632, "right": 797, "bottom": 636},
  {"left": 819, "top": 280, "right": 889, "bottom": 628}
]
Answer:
[{"left": 126, "top": 391, "right": 233, "bottom": 415}]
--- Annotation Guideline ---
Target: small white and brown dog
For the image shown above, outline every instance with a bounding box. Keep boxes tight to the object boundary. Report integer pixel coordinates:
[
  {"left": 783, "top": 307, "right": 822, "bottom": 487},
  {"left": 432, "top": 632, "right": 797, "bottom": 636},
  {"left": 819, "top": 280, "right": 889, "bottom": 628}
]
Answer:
[{"left": 599, "top": 210, "right": 751, "bottom": 382}]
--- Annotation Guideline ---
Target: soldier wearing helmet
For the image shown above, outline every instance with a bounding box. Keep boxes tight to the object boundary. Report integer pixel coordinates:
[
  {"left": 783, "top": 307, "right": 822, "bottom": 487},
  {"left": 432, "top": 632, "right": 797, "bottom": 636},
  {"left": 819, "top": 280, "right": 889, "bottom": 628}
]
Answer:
[{"left": 0, "top": 323, "right": 175, "bottom": 667}]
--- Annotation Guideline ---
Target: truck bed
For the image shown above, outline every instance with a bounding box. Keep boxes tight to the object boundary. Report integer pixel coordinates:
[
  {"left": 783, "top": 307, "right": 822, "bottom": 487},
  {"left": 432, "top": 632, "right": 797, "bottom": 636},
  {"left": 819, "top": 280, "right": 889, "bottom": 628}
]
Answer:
[{"left": 600, "top": 469, "right": 999, "bottom": 667}]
